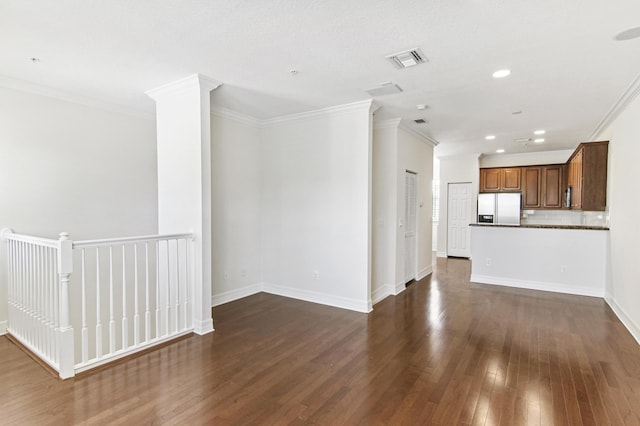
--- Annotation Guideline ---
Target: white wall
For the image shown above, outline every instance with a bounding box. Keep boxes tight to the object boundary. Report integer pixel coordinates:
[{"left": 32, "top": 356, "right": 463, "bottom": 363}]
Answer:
[
  {"left": 435, "top": 154, "right": 480, "bottom": 257},
  {"left": 396, "top": 127, "right": 434, "bottom": 287},
  {"left": 471, "top": 226, "right": 608, "bottom": 297},
  {"left": 210, "top": 112, "right": 263, "bottom": 305},
  {"left": 0, "top": 85, "right": 158, "bottom": 333},
  {"left": 372, "top": 122, "right": 399, "bottom": 303},
  {"left": 479, "top": 150, "right": 573, "bottom": 168},
  {"left": 371, "top": 122, "right": 434, "bottom": 304},
  {"left": 597, "top": 90, "right": 640, "bottom": 344},
  {"left": 260, "top": 102, "right": 373, "bottom": 312}
]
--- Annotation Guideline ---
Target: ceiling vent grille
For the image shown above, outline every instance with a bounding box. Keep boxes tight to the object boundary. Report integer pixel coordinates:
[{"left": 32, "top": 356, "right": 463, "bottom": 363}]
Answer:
[
  {"left": 414, "top": 119, "right": 427, "bottom": 124},
  {"left": 365, "top": 81, "right": 403, "bottom": 97},
  {"left": 386, "top": 48, "right": 428, "bottom": 69}
]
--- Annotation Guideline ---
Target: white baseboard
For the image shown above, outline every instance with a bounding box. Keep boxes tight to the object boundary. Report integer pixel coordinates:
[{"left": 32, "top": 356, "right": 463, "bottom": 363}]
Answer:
[
  {"left": 193, "top": 319, "right": 214, "bottom": 335},
  {"left": 470, "top": 274, "right": 604, "bottom": 298},
  {"left": 211, "top": 283, "right": 263, "bottom": 307},
  {"left": 417, "top": 265, "right": 433, "bottom": 281},
  {"left": 436, "top": 251, "right": 447, "bottom": 258},
  {"left": 372, "top": 284, "right": 395, "bottom": 305},
  {"left": 0, "top": 320, "right": 7, "bottom": 336},
  {"left": 605, "top": 294, "right": 640, "bottom": 347},
  {"left": 263, "top": 282, "right": 371, "bottom": 313}
]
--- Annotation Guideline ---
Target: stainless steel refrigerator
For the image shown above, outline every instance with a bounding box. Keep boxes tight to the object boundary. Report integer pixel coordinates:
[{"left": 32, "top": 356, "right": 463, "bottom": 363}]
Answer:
[{"left": 477, "top": 192, "right": 521, "bottom": 225}]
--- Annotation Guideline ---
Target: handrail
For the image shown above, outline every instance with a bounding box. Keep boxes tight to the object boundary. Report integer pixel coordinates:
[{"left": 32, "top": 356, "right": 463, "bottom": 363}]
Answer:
[
  {"left": 2, "top": 232, "right": 58, "bottom": 248},
  {"left": 73, "top": 233, "right": 194, "bottom": 248}
]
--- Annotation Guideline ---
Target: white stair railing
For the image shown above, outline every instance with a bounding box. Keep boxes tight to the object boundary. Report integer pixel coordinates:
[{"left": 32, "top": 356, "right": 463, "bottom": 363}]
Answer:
[{"left": 1, "top": 229, "right": 194, "bottom": 379}]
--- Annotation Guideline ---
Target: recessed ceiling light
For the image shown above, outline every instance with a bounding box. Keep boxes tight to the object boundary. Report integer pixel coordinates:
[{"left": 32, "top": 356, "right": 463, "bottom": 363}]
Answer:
[
  {"left": 534, "top": 130, "right": 545, "bottom": 135},
  {"left": 485, "top": 135, "right": 496, "bottom": 140},
  {"left": 496, "top": 149, "right": 505, "bottom": 153},
  {"left": 614, "top": 26, "right": 640, "bottom": 41},
  {"left": 492, "top": 69, "right": 511, "bottom": 78},
  {"left": 534, "top": 138, "right": 545, "bottom": 143}
]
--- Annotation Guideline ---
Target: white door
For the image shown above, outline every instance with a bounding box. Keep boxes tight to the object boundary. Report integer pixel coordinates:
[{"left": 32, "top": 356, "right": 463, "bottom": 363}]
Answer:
[
  {"left": 404, "top": 172, "right": 417, "bottom": 283},
  {"left": 447, "top": 182, "right": 473, "bottom": 257}
]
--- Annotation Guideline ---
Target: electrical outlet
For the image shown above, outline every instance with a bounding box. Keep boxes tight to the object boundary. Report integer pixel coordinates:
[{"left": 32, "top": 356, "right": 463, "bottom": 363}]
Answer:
[
  {"left": 241, "top": 268, "right": 247, "bottom": 277},
  {"left": 313, "top": 270, "right": 320, "bottom": 280},
  {"left": 224, "top": 271, "right": 229, "bottom": 279},
  {"left": 560, "top": 265, "right": 568, "bottom": 273},
  {"left": 485, "top": 258, "right": 491, "bottom": 266}
]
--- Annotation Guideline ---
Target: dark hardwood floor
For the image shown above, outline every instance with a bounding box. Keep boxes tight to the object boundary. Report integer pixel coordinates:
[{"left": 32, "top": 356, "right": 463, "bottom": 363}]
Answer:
[{"left": 2, "top": 256, "right": 640, "bottom": 424}]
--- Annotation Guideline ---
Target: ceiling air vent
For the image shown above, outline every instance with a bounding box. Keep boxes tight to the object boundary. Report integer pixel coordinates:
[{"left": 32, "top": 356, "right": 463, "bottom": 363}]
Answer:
[
  {"left": 365, "top": 81, "right": 403, "bottom": 97},
  {"left": 386, "top": 48, "right": 428, "bottom": 69},
  {"left": 414, "top": 119, "right": 427, "bottom": 124}
]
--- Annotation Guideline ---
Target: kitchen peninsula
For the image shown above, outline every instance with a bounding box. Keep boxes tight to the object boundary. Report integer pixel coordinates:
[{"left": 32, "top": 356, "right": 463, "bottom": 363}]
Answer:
[
  {"left": 470, "top": 223, "right": 608, "bottom": 297},
  {"left": 470, "top": 141, "right": 610, "bottom": 297}
]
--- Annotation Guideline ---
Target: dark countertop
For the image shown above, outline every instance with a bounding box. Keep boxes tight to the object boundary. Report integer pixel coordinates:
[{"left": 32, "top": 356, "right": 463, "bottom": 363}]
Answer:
[{"left": 469, "top": 223, "right": 609, "bottom": 231}]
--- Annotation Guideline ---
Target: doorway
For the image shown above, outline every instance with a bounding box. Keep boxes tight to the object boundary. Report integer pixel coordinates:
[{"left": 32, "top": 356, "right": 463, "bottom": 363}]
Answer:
[
  {"left": 404, "top": 171, "right": 417, "bottom": 283},
  {"left": 447, "top": 182, "right": 473, "bottom": 258}
]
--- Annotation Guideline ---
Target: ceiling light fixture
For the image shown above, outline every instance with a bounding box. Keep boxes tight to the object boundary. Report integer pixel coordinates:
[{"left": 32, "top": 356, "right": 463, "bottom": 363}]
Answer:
[
  {"left": 485, "top": 135, "right": 496, "bottom": 140},
  {"left": 416, "top": 104, "right": 428, "bottom": 110},
  {"left": 496, "top": 149, "right": 505, "bottom": 153},
  {"left": 492, "top": 69, "right": 511, "bottom": 78},
  {"left": 534, "top": 130, "right": 545, "bottom": 135},
  {"left": 614, "top": 26, "right": 640, "bottom": 41},
  {"left": 534, "top": 138, "right": 545, "bottom": 143}
]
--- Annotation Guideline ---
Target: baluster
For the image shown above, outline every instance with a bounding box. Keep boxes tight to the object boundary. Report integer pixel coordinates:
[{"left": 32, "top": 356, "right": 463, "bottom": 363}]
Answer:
[
  {"left": 81, "top": 248, "right": 88, "bottom": 364},
  {"left": 183, "top": 238, "right": 189, "bottom": 328},
  {"left": 144, "top": 242, "right": 150, "bottom": 342},
  {"left": 134, "top": 243, "right": 140, "bottom": 346},
  {"left": 165, "top": 240, "right": 170, "bottom": 336},
  {"left": 37, "top": 245, "right": 43, "bottom": 353},
  {"left": 96, "top": 248, "right": 102, "bottom": 358},
  {"left": 122, "top": 245, "right": 128, "bottom": 350},
  {"left": 46, "top": 247, "right": 54, "bottom": 360},
  {"left": 175, "top": 240, "right": 180, "bottom": 332},
  {"left": 109, "top": 246, "right": 115, "bottom": 355},
  {"left": 155, "top": 241, "right": 160, "bottom": 339}
]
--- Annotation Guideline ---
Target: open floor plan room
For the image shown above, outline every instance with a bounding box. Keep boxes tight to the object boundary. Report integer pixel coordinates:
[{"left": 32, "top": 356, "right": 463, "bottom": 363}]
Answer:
[{"left": 2, "top": 257, "right": 639, "bottom": 425}]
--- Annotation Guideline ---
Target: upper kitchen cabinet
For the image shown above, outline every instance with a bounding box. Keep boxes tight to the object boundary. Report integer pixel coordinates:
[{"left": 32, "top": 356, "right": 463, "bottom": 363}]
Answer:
[
  {"left": 542, "top": 165, "right": 564, "bottom": 209},
  {"left": 566, "top": 141, "right": 608, "bottom": 211},
  {"left": 479, "top": 167, "right": 521, "bottom": 192},
  {"left": 521, "top": 165, "right": 565, "bottom": 209}
]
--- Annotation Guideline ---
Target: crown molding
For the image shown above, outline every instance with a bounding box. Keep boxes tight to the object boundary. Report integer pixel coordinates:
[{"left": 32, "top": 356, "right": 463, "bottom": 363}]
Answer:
[
  {"left": 261, "top": 99, "right": 373, "bottom": 127},
  {"left": 0, "top": 74, "right": 155, "bottom": 120},
  {"left": 399, "top": 122, "right": 440, "bottom": 147},
  {"left": 373, "top": 118, "right": 402, "bottom": 129},
  {"left": 590, "top": 72, "right": 640, "bottom": 140},
  {"left": 210, "top": 106, "right": 262, "bottom": 128},
  {"left": 145, "top": 74, "right": 221, "bottom": 100}
]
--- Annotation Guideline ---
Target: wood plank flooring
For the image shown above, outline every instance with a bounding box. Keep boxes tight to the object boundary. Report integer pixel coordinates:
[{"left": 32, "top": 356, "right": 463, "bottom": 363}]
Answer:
[{"left": 2, "top": 256, "right": 640, "bottom": 424}]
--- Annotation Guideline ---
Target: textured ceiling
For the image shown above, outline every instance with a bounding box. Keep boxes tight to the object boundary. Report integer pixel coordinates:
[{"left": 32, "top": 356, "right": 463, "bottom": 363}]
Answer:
[{"left": 1, "top": 0, "right": 639, "bottom": 156}]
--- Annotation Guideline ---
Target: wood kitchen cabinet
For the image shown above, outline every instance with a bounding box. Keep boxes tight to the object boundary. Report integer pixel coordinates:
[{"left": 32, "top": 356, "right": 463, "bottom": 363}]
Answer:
[
  {"left": 522, "top": 167, "right": 541, "bottom": 208},
  {"left": 521, "top": 165, "right": 565, "bottom": 209},
  {"left": 566, "top": 141, "right": 608, "bottom": 211},
  {"left": 479, "top": 167, "right": 521, "bottom": 192}
]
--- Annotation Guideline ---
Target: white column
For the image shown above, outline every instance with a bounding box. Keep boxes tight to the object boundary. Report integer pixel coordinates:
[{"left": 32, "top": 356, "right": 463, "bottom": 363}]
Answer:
[{"left": 146, "top": 74, "right": 220, "bottom": 335}]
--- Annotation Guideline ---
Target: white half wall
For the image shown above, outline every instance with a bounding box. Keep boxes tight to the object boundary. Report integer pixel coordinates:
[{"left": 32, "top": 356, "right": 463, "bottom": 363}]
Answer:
[
  {"left": 597, "top": 85, "right": 640, "bottom": 345},
  {"left": 0, "top": 85, "right": 158, "bottom": 328},
  {"left": 260, "top": 101, "right": 373, "bottom": 313},
  {"left": 210, "top": 111, "right": 263, "bottom": 304},
  {"left": 435, "top": 154, "right": 480, "bottom": 257},
  {"left": 470, "top": 226, "right": 608, "bottom": 297}
]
